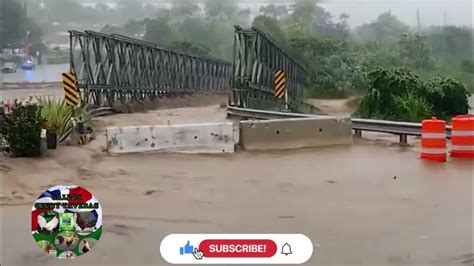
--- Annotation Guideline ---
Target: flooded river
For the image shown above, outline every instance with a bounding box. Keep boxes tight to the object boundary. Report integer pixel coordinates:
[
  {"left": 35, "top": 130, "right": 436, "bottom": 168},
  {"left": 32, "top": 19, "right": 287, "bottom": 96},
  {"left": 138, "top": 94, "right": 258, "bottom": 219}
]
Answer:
[
  {"left": 1, "top": 140, "right": 472, "bottom": 266},
  {"left": 0, "top": 102, "right": 473, "bottom": 266}
]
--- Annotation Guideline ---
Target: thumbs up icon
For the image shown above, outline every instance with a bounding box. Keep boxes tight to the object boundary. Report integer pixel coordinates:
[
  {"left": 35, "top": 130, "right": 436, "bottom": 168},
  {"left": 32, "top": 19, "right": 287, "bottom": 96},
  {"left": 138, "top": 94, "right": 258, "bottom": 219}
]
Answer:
[{"left": 179, "top": 241, "right": 194, "bottom": 255}]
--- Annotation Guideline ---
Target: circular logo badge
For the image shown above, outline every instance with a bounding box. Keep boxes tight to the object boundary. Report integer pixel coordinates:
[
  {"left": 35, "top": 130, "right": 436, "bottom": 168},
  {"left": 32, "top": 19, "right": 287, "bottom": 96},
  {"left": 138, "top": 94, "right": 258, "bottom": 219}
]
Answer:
[{"left": 31, "top": 185, "right": 103, "bottom": 259}]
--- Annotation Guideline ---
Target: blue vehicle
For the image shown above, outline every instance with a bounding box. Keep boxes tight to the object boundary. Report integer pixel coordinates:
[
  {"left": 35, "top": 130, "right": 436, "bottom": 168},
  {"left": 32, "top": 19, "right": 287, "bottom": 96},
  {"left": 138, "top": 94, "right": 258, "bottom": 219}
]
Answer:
[{"left": 21, "top": 59, "right": 35, "bottom": 70}]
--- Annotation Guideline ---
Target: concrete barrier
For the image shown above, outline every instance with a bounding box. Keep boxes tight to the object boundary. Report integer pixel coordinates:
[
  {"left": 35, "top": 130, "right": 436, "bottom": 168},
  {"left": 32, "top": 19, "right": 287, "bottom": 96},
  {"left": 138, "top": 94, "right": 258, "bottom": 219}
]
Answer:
[
  {"left": 239, "top": 116, "right": 352, "bottom": 150},
  {"left": 106, "top": 122, "right": 235, "bottom": 154}
]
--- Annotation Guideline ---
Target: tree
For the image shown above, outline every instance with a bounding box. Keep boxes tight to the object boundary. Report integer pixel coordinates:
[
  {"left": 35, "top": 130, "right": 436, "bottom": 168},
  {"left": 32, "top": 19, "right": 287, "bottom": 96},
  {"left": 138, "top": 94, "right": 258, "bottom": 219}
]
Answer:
[
  {"left": 175, "top": 18, "right": 209, "bottom": 43},
  {"left": 0, "top": 0, "right": 42, "bottom": 50},
  {"left": 0, "top": 0, "right": 28, "bottom": 48},
  {"left": 100, "top": 24, "right": 125, "bottom": 35},
  {"left": 311, "top": 5, "right": 334, "bottom": 34},
  {"left": 285, "top": 0, "right": 349, "bottom": 41},
  {"left": 171, "top": 40, "right": 211, "bottom": 57},
  {"left": 288, "top": 36, "right": 365, "bottom": 96},
  {"left": 285, "top": 0, "right": 316, "bottom": 36},
  {"left": 355, "top": 12, "right": 410, "bottom": 43},
  {"left": 426, "top": 26, "right": 473, "bottom": 62},
  {"left": 258, "top": 4, "right": 289, "bottom": 19},
  {"left": 312, "top": 8, "right": 350, "bottom": 40},
  {"left": 204, "top": 0, "right": 238, "bottom": 21},
  {"left": 398, "top": 33, "right": 432, "bottom": 69},
  {"left": 253, "top": 15, "right": 287, "bottom": 45},
  {"left": 123, "top": 19, "right": 144, "bottom": 37},
  {"left": 144, "top": 18, "right": 174, "bottom": 45}
]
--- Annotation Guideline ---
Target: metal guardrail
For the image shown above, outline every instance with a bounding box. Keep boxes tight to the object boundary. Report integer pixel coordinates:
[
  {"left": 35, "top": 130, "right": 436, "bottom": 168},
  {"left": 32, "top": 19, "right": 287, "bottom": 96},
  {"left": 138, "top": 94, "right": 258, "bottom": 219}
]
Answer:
[
  {"left": 227, "top": 106, "right": 316, "bottom": 120},
  {"left": 351, "top": 118, "right": 452, "bottom": 137},
  {"left": 227, "top": 106, "right": 453, "bottom": 143},
  {"left": 88, "top": 107, "right": 115, "bottom": 118}
]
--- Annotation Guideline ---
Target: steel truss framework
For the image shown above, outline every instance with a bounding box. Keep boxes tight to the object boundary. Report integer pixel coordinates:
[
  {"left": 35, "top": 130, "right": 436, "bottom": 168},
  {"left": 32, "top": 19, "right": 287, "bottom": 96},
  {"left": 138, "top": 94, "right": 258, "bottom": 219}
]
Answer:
[
  {"left": 229, "top": 26, "right": 308, "bottom": 111},
  {"left": 69, "top": 30, "right": 232, "bottom": 107}
]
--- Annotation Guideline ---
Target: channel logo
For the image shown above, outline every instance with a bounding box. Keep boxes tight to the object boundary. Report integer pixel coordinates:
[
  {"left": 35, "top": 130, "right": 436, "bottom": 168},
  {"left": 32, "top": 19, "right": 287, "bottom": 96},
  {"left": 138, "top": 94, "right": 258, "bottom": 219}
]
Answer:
[{"left": 160, "top": 234, "right": 313, "bottom": 264}]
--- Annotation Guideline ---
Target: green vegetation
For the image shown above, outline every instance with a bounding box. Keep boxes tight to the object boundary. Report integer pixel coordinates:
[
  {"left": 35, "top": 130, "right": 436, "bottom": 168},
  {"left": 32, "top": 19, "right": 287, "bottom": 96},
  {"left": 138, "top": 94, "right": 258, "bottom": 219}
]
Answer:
[
  {"left": 171, "top": 41, "right": 211, "bottom": 57},
  {"left": 0, "top": 104, "right": 44, "bottom": 157},
  {"left": 4, "top": 0, "right": 472, "bottom": 121},
  {"left": 356, "top": 67, "right": 469, "bottom": 121},
  {"left": 37, "top": 97, "right": 89, "bottom": 141},
  {"left": 37, "top": 97, "right": 73, "bottom": 140},
  {"left": 97, "top": 0, "right": 471, "bottom": 120},
  {"left": 423, "top": 77, "right": 470, "bottom": 118}
]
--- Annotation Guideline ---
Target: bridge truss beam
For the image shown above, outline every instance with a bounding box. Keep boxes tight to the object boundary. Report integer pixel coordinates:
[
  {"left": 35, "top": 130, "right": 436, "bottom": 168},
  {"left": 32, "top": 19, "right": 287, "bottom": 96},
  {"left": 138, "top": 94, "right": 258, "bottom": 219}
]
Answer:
[
  {"left": 69, "top": 30, "right": 232, "bottom": 107},
  {"left": 230, "top": 26, "right": 308, "bottom": 112}
]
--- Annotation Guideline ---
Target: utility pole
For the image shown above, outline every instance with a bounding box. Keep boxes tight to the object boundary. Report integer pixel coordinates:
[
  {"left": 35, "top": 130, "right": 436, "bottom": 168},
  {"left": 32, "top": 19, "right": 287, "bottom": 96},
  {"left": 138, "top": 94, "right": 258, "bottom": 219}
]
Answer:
[
  {"left": 23, "top": 1, "right": 30, "bottom": 61},
  {"left": 416, "top": 8, "right": 421, "bottom": 32},
  {"left": 443, "top": 12, "right": 447, "bottom": 26}
]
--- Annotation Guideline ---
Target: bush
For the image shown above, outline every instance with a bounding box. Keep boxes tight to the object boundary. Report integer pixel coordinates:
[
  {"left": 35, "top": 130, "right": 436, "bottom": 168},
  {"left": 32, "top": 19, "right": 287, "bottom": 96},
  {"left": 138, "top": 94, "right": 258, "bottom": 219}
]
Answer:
[
  {"left": 392, "top": 93, "right": 433, "bottom": 122},
  {"left": 36, "top": 97, "right": 89, "bottom": 142},
  {"left": 357, "top": 67, "right": 425, "bottom": 120},
  {"left": 356, "top": 66, "right": 470, "bottom": 121},
  {"left": 37, "top": 97, "right": 73, "bottom": 139},
  {"left": 0, "top": 104, "right": 44, "bottom": 157},
  {"left": 289, "top": 36, "right": 365, "bottom": 95},
  {"left": 424, "top": 77, "right": 470, "bottom": 117}
]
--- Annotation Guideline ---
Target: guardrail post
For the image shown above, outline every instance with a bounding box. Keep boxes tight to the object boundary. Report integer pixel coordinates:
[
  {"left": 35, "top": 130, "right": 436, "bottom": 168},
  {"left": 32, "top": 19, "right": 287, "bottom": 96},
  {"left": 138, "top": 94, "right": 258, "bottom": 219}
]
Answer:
[
  {"left": 399, "top": 134, "right": 408, "bottom": 145},
  {"left": 354, "top": 129, "right": 362, "bottom": 138}
]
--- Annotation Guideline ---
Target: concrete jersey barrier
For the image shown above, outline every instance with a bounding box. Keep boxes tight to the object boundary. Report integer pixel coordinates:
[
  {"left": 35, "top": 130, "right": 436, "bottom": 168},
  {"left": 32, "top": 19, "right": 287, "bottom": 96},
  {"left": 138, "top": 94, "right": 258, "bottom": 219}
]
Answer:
[
  {"left": 239, "top": 116, "right": 352, "bottom": 151},
  {"left": 106, "top": 122, "right": 235, "bottom": 154}
]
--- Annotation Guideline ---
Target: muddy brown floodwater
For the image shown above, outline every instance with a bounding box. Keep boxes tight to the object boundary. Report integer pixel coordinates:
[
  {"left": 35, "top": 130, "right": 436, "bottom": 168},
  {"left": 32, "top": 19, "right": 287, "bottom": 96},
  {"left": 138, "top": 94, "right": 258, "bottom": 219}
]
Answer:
[{"left": 1, "top": 105, "right": 473, "bottom": 266}]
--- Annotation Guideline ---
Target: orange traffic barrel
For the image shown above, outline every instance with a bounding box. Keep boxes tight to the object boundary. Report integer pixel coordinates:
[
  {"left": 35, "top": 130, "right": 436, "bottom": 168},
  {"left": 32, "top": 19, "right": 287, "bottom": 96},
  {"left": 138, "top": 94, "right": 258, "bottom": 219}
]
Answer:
[
  {"left": 450, "top": 114, "right": 474, "bottom": 158},
  {"left": 421, "top": 117, "right": 447, "bottom": 162}
]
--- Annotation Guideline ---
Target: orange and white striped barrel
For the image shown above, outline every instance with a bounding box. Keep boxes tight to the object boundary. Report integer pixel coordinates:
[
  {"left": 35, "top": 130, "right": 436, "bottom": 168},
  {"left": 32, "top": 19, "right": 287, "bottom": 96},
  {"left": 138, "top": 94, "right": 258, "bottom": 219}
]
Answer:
[
  {"left": 450, "top": 114, "right": 474, "bottom": 158},
  {"left": 421, "top": 117, "right": 447, "bottom": 162}
]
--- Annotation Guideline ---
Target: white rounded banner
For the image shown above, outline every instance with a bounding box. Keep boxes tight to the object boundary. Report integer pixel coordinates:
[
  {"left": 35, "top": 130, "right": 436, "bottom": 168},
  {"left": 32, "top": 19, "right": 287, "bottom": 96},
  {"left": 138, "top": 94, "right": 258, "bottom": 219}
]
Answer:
[{"left": 160, "top": 234, "right": 313, "bottom": 264}]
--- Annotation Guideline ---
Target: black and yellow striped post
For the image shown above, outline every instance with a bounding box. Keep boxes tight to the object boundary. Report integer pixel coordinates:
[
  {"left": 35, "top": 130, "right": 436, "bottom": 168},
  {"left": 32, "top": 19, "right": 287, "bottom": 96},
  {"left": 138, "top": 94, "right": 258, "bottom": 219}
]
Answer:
[
  {"left": 274, "top": 70, "right": 286, "bottom": 100},
  {"left": 62, "top": 71, "right": 80, "bottom": 106}
]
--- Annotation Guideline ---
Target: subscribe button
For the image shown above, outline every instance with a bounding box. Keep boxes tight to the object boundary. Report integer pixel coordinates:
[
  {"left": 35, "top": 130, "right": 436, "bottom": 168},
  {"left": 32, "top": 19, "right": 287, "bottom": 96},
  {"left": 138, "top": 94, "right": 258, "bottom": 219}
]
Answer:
[{"left": 160, "top": 234, "right": 313, "bottom": 264}]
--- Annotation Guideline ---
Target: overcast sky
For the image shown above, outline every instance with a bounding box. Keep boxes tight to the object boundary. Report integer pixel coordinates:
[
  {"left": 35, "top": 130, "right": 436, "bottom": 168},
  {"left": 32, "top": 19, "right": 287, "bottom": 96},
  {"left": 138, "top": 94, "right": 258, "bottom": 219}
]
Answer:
[
  {"left": 319, "top": 0, "right": 473, "bottom": 28},
  {"left": 82, "top": 0, "right": 473, "bottom": 28}
]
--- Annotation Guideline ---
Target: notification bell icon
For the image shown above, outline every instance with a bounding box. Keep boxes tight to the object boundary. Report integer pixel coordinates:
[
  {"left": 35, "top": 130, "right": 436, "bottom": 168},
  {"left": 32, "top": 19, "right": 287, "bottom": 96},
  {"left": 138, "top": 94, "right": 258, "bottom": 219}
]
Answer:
[{"left": 281, "top": 243, "right": 292, "bottom": 256}]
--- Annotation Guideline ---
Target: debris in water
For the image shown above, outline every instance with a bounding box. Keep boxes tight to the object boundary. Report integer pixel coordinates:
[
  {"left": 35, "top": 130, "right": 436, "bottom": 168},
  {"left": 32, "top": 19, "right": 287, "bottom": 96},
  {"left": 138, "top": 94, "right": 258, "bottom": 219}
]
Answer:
[{"left": 144, "top": 190, "right": 158, "bottom": 196}]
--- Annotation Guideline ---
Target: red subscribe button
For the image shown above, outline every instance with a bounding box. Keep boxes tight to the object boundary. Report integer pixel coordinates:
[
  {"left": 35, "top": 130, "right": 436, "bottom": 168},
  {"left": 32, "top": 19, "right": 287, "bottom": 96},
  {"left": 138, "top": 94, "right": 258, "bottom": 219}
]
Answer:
[{"left": 199, "top": 239, "right": 277, "bottom": 258}]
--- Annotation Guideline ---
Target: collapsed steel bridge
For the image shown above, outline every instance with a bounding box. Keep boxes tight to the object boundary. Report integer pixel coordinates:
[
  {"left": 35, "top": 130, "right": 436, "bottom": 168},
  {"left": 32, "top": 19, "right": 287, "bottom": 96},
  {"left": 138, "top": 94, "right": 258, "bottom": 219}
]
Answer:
[
  {"left": 229, "top": 26, "right": 311, "bottom": 113},
  {"left": 69, "top": 26, "right": 313, "bottom": 112},
  {"left": 69, "top": 30, "right": 232, "bottom": 107}
]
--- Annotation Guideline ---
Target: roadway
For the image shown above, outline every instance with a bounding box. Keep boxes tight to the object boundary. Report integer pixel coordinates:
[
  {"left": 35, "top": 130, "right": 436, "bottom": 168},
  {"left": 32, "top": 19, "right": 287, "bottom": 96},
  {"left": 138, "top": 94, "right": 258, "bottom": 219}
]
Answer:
[
  {"left": 0, "top": 86, "right": 63, "bottom": 104},
  {"left": 1, "top": 137, "right": 472, "bottom": 266}
]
